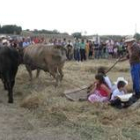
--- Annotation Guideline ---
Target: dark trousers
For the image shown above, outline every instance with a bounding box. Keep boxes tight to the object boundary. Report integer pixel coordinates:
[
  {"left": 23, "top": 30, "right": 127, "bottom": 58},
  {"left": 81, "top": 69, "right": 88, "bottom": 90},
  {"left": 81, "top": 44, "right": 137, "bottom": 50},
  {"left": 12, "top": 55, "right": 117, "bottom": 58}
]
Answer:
[
  {"left": 110, "top": 99, "right": 131, "bottom": 109},
  {"left": 80, "top": 49, "right": 86, "bottom": 61},
  {"left": 74, "top": 49, "right": 81, "bottom": 61},
  {"left": 110, "top": 99, "right": 121, "bottom": 108}
]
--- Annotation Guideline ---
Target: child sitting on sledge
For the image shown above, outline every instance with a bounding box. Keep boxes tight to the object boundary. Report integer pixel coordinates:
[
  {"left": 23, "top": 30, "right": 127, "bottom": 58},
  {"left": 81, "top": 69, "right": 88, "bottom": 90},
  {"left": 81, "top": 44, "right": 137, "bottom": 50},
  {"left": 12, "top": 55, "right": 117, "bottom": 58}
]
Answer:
[
  {"left": 87, "top": 67, "right": 112, "bottom": 93},
  {"left": 110, "top": 80, "right": 132, "bottom": 108},
  {"left": 88, "top": 73, "right": 111, "bottom": 103}
]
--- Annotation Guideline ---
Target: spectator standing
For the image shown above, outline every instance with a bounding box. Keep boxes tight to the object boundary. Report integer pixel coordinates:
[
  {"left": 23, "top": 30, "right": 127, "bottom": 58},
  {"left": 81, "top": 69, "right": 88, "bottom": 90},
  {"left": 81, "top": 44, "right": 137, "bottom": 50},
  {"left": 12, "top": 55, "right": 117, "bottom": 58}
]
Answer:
[
  {"left": 74, "top": 38, "right": 81, "bottom": 61},
  {"left": 80, "top": 39, "right": 86, "bottom": 61},
  {"left": 94, "top": 42, "right": 99, "bottom": 59},
  {"left": 85, "top": 40, "right": 89, "bottom": 60},
  {"left": 66, "top": 40, "right": 74, "bottom": 60},
  {"left": 22, "top": 38, "right": 30, "bottom": 48},
  {"left": 107, "top": 39, "right": 114, "bottom": 59},
  {"left": 89, "top": 41, "right": 94, "bottom": 59},
  {"left": 117, "top": 39, "right": 124, "bottom": 57}
]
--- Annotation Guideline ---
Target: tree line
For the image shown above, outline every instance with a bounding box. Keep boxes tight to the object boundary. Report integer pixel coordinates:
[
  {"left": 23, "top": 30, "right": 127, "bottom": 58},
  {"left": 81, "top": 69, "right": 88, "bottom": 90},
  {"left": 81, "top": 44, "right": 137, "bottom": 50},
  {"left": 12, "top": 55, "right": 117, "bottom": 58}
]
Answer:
[
  {"left": 0, "top": 25, "right": 22, "bottom": 35},
  {"left": 1, "top": 24, "right": 140, "bottom": 41}
]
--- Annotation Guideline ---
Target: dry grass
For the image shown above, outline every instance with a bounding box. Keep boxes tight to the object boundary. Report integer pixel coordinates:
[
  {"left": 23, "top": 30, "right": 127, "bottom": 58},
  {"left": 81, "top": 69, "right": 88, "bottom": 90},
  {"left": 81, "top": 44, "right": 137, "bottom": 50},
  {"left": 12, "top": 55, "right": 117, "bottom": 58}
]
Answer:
[{"left": 11, "top": 59, "right": 140, "bottom": 139}]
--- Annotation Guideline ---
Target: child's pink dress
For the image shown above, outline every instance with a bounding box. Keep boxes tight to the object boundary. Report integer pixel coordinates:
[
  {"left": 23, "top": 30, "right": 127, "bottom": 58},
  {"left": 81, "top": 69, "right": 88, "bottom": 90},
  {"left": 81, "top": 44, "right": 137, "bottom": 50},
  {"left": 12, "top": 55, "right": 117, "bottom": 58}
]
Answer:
[{"left": 88, "top": 86, "right": 109, "bottom": 103}]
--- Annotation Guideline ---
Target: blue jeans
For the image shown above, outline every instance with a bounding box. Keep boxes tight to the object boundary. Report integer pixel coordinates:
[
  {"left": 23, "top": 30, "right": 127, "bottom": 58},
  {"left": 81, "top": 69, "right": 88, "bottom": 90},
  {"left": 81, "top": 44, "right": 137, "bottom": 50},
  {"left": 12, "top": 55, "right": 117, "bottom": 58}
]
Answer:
[
  {"left": 131, "top": 63, "right": 140, "bottom": 95},
  {"left": 74, "top": 49, "right": 80, "bottom": 61}
]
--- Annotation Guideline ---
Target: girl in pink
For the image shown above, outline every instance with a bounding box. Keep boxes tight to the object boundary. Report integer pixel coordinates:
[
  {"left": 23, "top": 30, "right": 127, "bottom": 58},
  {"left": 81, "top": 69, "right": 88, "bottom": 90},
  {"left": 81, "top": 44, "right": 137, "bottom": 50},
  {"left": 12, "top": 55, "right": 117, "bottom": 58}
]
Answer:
[{"left": 88, "top": 73, "right": 111, "bottom": 103}]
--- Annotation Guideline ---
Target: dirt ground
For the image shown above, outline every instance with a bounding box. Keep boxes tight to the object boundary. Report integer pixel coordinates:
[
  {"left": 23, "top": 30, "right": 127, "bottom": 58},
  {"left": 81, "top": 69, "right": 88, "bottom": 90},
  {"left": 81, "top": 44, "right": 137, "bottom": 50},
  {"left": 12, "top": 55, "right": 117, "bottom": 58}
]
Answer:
[
  {"left": 0, "top": 67, "right": 79, "bottom": 140},
  {"left": 0, "top": 60, "right": 140, "bottom": 140}
]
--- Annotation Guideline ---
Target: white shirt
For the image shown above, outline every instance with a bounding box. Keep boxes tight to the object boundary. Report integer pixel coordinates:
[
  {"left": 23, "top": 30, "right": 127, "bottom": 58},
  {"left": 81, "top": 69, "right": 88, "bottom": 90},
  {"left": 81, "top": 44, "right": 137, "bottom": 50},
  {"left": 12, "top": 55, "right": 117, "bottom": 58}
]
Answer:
[
  {"left": 111, "top": 88, "right": 125, "bottom": 101},
  {"left": 23, "top": 41, "right": 30, "bottom": 48},
  {"left": 104, "top": 76, "right": 112, "bottom": 90}
]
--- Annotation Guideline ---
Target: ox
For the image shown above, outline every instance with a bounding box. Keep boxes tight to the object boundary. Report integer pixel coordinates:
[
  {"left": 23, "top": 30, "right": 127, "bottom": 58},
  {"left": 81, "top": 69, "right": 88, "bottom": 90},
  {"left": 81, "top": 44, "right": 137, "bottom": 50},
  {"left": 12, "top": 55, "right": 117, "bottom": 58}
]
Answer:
[
  {"left": 23, "top": 44, "right": 67, "bottom": 86},
  {"left": 0, "top": 47, "right": 20, "bottom": 103}
]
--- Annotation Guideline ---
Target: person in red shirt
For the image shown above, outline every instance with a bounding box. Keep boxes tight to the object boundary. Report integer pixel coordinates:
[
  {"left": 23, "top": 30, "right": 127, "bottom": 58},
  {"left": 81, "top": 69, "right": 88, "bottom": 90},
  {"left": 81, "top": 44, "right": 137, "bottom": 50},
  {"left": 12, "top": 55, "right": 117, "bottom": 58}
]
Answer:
[{"left": 88, "top": 73, "right": 111, "bottom": 103}]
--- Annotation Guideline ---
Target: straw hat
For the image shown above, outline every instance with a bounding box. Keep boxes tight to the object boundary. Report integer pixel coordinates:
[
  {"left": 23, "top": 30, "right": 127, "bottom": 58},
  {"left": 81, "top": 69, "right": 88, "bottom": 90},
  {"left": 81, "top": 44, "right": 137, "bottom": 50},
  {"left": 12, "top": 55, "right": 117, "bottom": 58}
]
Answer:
[
  {"left": 0, "top": 35, "right": 6, "bottom": 39},
  {"left": 2, "top": 39, "right": 8, "bottom": 44},
  {"left": 114, "top": 77, "right": 128, "bottom": 85},
  {"left": 125, "top": 35, "right": 135, "bottom": 43}
]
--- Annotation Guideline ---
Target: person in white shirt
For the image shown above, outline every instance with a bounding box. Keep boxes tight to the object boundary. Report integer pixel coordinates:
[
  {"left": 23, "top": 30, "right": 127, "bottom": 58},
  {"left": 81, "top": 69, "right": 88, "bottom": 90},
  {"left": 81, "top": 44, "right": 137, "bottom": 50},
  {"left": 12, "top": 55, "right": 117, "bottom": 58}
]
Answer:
[
  {"left": 111, "top": 81, "right": 126, "bottom": 101},
  {"left": 97, "top": 67, "right": 112, "bottom": 90},
  {"left": 110, "top": 80, "right": 127, "bottom": 108}
]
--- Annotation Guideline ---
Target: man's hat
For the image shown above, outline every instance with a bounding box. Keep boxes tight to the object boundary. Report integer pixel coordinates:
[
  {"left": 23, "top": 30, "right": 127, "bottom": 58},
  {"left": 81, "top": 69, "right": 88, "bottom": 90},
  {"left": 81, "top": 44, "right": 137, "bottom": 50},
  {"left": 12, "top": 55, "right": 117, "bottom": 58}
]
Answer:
[
  {"left": 2, "top": 39, "right": 8, "bottom": 44},
  {"left": 125, "top": 35, "right": 136, "bottom": 43}
]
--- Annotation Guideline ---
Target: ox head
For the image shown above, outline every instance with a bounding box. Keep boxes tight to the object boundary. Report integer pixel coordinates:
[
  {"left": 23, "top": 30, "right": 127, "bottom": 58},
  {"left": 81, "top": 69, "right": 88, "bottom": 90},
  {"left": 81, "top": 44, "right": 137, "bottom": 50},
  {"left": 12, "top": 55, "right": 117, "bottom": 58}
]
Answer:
[
  {"left": 53, "top": 45, "right": 67, "bottom": 62},
  {"left": 16, "top": 47, "right": 24, "bottom": 64}
]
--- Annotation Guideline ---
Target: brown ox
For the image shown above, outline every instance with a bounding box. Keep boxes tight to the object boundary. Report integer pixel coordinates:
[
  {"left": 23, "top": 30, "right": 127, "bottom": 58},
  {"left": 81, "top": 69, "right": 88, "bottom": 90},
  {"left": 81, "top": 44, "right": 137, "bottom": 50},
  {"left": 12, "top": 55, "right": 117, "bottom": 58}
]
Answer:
[{"left": 23, "top": 44, "right": 67, "bottom": 86}]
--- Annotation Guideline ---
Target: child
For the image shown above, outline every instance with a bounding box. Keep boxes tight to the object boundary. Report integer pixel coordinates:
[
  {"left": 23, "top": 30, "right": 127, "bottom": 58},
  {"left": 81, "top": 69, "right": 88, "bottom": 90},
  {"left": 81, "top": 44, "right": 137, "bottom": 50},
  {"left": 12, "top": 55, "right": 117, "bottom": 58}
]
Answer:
[
  {"left": 87, "top": 67, "right": 112, "bottom": 93},
  {"left": 88, "top": 73, "right": 111, "bottom": 103},
  {"left": 110, "top": 80, "right": 127, "bottom": 108}
]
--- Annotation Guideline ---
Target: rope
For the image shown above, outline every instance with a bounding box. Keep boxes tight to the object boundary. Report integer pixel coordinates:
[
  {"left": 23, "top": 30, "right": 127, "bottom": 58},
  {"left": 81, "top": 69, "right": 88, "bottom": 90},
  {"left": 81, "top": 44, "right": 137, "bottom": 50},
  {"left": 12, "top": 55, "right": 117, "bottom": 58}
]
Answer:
[
  {"left": 64, "top": 56, "right": 124, "bottom": 92},
  {"left": 105, "top": 56, "right": 122, "bottom": 74},
  {"left": 63, "top": 78, "right": 87, "bottom": 91}
]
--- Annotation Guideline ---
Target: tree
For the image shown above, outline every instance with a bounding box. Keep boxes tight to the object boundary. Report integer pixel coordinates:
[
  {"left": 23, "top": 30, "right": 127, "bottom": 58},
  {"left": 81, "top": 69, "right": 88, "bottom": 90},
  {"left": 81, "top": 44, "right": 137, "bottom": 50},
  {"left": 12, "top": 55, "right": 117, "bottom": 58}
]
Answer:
[
  {"left": 134, "top": 33, "right": 140, "bottom": 41},
  {"left": 72, "top": 32, "right": 82, "bottom": 39},
  {"left": 62, "top": 32, "right": 69, "bottom": 35},
  {"left": 0, "top": 25, "right": 22, "bottom": 35},
  {"left": 52, "top": 29, "right": 59, "bottom": 34}
]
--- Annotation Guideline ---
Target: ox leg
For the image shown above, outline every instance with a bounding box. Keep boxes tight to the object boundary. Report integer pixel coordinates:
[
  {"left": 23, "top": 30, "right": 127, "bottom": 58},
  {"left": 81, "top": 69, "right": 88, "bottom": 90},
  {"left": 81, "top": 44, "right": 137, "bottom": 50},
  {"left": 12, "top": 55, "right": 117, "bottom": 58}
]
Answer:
[
  {"left": 3, "top": 76, "right": 14, "bottom": 103},
  {"left": 7, "top": 81, "right": 13, "bottom": 103},
  {"left": 1, "top": 75, "right": 8, "bottom": 90},
  {"left": 49, "top": 68, "right": 60, "bottom": 87},
  {"left": 4, "top": 81, "right": 8, "bottom": 90},
  {"left": 58, "top": 67, "right": 64, "bottom": 81},
  {"left": 26, "top": 65, "right": 33, "bottom": 81},
  {"left": 54, "top": 74, "right": 60, "bottom": 87},
  {"left": 1, "top": 78, "right": 8, "bottom": 90},
  {"left": 7, "top": 76, "right": 15, "bottom": 103},
  {"left": 55, "top": 69, "right": 61, "bottom": 86},
  {"left": 50, "top": 73, "right": 58, "bottom": 87},
  {"left": 56, "top": 74, "right": 60, "bottom": 87},
  {"left": 8, "top": 68, "right": 17, "bottom": 103},
  {"left": 36, "top": 69, "right": 40, "bottom": 78}
]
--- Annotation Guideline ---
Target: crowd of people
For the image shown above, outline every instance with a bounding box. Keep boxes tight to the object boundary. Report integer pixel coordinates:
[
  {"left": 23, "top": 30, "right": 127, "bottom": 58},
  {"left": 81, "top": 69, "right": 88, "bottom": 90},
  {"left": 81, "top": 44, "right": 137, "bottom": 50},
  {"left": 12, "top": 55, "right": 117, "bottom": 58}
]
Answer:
[
  {"left": 0, "top": 35, "right": 138, "bottom": 62},
  {"left": 48, "top": 37, "right": 129, "bottom": 61},
  {"left": 0, "top": 36, "right": 45, "bottom": 48}
]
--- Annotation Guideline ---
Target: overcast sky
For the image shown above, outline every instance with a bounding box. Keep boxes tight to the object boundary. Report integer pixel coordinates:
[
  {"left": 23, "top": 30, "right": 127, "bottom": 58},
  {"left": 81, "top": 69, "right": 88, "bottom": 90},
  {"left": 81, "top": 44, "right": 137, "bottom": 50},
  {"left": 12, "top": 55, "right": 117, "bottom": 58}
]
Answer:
[{"left": 0, "top": 0, "right": 140, "bottom": 35}]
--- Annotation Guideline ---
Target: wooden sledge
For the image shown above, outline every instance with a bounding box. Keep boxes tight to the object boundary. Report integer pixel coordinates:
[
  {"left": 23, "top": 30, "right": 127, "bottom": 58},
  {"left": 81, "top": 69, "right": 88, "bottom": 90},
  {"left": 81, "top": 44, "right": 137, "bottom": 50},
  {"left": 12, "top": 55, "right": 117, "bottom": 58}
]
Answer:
[{"left": 64, "top": 86, "right": 88, "bottom": 101}]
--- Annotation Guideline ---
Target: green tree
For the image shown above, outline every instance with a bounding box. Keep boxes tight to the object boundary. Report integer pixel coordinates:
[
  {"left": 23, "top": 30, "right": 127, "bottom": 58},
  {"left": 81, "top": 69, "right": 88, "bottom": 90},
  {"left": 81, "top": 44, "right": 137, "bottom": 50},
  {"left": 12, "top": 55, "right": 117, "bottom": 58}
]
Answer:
[
  {"left": 134, "top": 33, "right": 140, "bottom": 41},
  {"left": 72, "top": 32, "right": 82, "bottom": 39},
  {"left": 52, "top": 29, "right": 59, "bottom": 34},
  {"left": 0, "top": 25, "right": 22, "bottom": 34}
]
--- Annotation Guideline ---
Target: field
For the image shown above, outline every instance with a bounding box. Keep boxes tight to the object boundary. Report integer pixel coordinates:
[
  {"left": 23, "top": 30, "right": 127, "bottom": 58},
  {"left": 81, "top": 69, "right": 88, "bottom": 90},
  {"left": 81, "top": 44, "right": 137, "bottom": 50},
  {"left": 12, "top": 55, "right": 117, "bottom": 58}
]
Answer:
[{"left": 0, "top": 59, "right": 140, "bottom": 140}]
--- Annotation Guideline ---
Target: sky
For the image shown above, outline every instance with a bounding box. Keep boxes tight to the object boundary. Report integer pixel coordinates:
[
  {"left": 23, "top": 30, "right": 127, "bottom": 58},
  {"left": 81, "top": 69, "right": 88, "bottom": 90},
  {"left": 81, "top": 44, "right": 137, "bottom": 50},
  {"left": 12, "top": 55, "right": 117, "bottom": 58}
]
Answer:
[{"left": 0, "top": 0, "right": 140, "bottom": 35}]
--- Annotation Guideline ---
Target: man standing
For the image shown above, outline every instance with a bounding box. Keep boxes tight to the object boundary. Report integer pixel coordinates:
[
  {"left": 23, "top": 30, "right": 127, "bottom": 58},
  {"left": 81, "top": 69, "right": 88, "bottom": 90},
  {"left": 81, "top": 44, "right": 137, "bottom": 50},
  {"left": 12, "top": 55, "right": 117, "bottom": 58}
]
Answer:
[
  {"left": 74, "top": 38, "right": 80, "bottom": 61},
  {"left": 121, "top": 36, "right": 140, "bottom": 100},
  {"left": 80, "top": 39, "right": 86, "bottom": 61}
]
